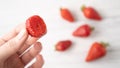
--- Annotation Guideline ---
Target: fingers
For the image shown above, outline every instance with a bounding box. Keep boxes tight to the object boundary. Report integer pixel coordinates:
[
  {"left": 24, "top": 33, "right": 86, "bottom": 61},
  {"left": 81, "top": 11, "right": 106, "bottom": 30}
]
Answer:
[
  {"left": 29, "top": 55, "right": 44, "bottom": 68},
  {"left": 5, "top": 54, "right": 25, "bottom": 68},
  {"left": 0, "top": 29, "right": 28, "bottom": 60},
  {"left": 17, "top": 37, "right": 39, "bottom": 55},
  {"left": 0, "top": 29, "right": 18, "bottom": 46},
  {"left": 0, "top": 23, "right": 25, "bottom": 45},
  {"left": 21, "top": 42, "right": 42, "bottom": 65},
  {"left": 0, "top": 23, "right": 40, "bottom": 56}
]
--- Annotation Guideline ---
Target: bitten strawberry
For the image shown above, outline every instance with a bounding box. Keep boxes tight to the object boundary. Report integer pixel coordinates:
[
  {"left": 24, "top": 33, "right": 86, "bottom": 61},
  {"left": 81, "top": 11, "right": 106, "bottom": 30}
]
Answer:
[
  {"left": 55, "top": 40, "right": 72, "bottom": 51},
  {"left": 81, "top": 5, "right": 102, "bottom": 20},
  {"left": 86, "top": 42, "right": 109, "bottom": 62},
  {"left": 60, "top": 8, "right": 75, "bottom": 22},
  {"left": 72, "top": 24, "right": 94, "bottom": 37},
  {"left": 26, "top": 15, "right": 47, "bottom": 37}
]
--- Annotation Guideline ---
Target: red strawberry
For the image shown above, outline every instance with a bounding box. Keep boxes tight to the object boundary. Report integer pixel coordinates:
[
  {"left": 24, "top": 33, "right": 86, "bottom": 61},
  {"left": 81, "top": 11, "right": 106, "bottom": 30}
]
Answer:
[
  {"left": 60, "top": 8, "right": 75, "bottom": 22},
  {"left": 72, "top": 24, "right": 94, "bottom": 37},
  {"left": 55, "top": 40, "right": 72, "bottom": 51},
  {"left": 81, "top": 5, "right": 102, "bottom": 20},
  {"left": 26, "top": 15, "right": 47, "bottom": 37},
  {"left": 86, "top": 42, "right": 109, "bottom": 62}
]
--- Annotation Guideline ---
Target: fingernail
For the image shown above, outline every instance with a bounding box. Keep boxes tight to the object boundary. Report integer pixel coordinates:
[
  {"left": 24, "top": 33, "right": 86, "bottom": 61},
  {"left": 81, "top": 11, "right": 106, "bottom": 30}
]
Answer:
[
  {"left": 34, "top": 42, "right": 41, "bottom": 50},
  {"left": 16, "top": 28, "right": 27, "bottom": 40}
]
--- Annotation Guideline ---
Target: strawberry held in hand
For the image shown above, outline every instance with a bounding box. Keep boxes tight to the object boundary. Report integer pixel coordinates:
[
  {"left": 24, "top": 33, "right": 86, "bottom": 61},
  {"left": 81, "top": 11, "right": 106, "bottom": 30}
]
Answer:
[
  {"left": 60, "top": 8, "right": 75, "bottom": 22},
  {"left": 72, "top": 24, "right": 94, "bottom": 37},
  {"left": 55, "top": 40, "right": 72, "bottom": 51},
  {"left": 86, "top": 42, "right": 109, "bottom": 62},
  {"left": 81, "top": 5, "right": 102, "bottom": 21},
  {"left": 26, "top": 15, "right": 47, "bottom": 37}
]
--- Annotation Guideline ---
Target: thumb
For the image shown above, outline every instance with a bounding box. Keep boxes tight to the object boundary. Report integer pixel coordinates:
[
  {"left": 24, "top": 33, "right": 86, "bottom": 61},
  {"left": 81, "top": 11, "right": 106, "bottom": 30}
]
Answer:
[{"left": 0, "top": 29, "right": 28, "bottom": 60}]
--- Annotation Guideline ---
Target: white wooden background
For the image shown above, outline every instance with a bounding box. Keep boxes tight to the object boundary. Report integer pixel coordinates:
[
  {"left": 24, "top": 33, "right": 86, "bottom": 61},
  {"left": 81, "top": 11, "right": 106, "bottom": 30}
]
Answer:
[{"left": 0, "top": 0, "right": 120, "bottom": 68}]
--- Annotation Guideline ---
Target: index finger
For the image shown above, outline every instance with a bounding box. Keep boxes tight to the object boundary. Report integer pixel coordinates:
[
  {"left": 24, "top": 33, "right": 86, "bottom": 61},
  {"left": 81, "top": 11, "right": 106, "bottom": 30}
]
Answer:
[{"left": 0, "top": 23, "right": 25, "bottom": 43}]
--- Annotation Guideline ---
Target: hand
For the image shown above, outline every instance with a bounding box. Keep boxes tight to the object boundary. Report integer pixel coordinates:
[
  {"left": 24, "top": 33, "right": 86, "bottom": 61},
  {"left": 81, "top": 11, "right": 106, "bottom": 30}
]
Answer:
[{"left": 0, "top": 23, "right": 44, "bottom": 68}]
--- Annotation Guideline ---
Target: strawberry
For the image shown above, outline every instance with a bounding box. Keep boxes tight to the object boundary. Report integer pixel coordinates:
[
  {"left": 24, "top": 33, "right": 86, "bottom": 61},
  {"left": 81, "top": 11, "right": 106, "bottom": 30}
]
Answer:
[
  {"left": 60, "top": 8, "right": 75, "bottom": 22},
  {"left": 72, "top": 24, "right": 94, "bottom": 37},
  {"left": 55, "top": 40, "right": 72, "bottom": 51},
  {"left": 86, "top": 42, "right": 109, "bottom": 62},
  {"left": 81, "top": 5, "right": 102, "bottom": 20},
  {"left": 26, "top": 15, "right": 47, "bottom": 37}
]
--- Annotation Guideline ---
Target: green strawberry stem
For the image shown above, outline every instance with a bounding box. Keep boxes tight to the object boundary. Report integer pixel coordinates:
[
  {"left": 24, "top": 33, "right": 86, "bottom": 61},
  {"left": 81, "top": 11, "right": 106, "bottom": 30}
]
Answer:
[
  {"left": 90, "top": 27, "right": 95, "bottom": 31},
  {"left": 81, "top": 5, "right": 86, "bottom": 11},
  {"left": 100, "top": 41, "right": 109, "bottom": 48}
]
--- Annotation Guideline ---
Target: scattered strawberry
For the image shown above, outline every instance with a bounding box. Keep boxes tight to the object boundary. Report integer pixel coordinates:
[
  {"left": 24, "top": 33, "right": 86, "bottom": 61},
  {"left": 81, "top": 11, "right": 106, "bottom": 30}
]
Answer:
[
  {"left": 26, "top": 15, "right": 47, "bottom": 37},
  {"left": 60, "top": 8, "right": 75, "bottom": 22},
  {"left": 81, "top": 5, "right": 102, "bottom": 20},
  {"left": 72, "top": 24, "right": 94, "bottom": 37},
  {"left": 55, "top": 40, "right": 72, "bottom": 51},
  {"left": 86, "top": 42, "right": 109, "bottom": 62}
]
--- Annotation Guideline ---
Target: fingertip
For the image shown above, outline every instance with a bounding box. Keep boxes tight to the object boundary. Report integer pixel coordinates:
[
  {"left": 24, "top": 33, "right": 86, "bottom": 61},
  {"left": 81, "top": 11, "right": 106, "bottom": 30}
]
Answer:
[
  {"left": 16, "top": 28, "right": 28, "bottom": 41},
  {"left": 36, "top": 54, "right": 43, "bottom": 60},
  {"left": 28, "top": 54, "right": 44, "bottom": 68},
  {"left": 15, "top": 23, "right": 26, "bottom": 33},
  {"left": 26, "top": 37, "right": 39, "bottom": 45},
  {"left": 34, "top": 42, "right": 42, "bottom": 52},
  {"left": 36, "top": 54, "right": 44, "bottom": 66}
]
